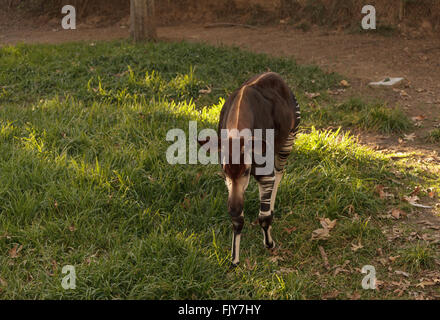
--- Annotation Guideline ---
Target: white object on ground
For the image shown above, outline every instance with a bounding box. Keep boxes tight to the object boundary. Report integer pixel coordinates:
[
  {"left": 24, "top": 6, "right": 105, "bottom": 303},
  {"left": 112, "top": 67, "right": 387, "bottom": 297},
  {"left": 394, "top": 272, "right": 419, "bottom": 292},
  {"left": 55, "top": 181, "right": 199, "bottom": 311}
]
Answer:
[{"left": 369, "top": 77, "right": 404, "bottom": 87}]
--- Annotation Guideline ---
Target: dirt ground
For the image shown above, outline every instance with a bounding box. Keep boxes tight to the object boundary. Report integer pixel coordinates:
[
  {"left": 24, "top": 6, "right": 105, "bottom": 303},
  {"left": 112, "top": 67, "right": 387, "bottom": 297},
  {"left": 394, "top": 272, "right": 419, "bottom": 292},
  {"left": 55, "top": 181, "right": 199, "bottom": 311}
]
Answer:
[
  {"left": 2, "top": 18, "right": 440, "bottom": 148},
  {"left": 1, "top": 16, "right": 440, "bottom": 218}
]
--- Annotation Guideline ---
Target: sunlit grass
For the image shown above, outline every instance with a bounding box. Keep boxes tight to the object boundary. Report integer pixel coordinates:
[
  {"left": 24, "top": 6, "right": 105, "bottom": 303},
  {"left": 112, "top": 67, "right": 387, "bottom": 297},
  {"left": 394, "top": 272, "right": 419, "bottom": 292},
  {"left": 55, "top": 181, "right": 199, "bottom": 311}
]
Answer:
[
  {"left": 0, "top": 41, "right": 436, "bottom": 299},
  {"left": 304, "top": 97, "right": 413, "bottom": 134}
]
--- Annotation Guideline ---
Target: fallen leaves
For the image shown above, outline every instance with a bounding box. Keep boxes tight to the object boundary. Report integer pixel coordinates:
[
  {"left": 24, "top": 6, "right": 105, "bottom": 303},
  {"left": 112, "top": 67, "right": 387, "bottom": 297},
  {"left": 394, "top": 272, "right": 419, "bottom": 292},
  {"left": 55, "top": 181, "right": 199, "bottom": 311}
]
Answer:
[
  {"left": 416, "top": 280, "right": 438, "bottom": 289},
  {"left": 375, "top": 185, "right": 395, "bottom": 200},
  {"left": 283, "top": 226, "right": 297, "bottom": 234},
  {"left": 395, "top": 270, "right": 410, "bottom": 278},
  {"left": 318, "top": 246, "right": 330, "bottom": 270},
  {"left": 320, "top": 218, "right": 337, "bottom": 230},
  {"left": 327, "top": 88, "right": 346, "bottom": 95},
  {"left": 244, "top": 258, "right": 256, "bottom": 270},
  {"left": 305, "top": 92, "right": 320, "bottom": 99},
  {"left": 333, "top": 260, "right": 351, "bottom": 276},
  {"left": 411, "top": 115, "right": 426, "bottom": 122},
  {"left": 403, "top": 133, "right": 416, "bottom": 142},
  {"left": 199, "top": 87, "right": 212, "bottom": 94},
  {"left": 9, "top": 244, "right": 22, "bottom": 259},
  {"left": 390, "top": 208, "right": 406, "bottom": 220},
  {"left": 348, "top": 291, "right": 361, "bottom": 300},
  {"left": 322, "top": 290, "right": 340, "bottom": 300},
  {"left": 351, "top": 241, "right": 363, "bottom": 252},
  {"left": 417, "top": 220, "right": 440, "bottom": 231},
  {"left": 311, "top": 218, "right": 337, "bottom": 240},
  {"left": 340, "top": 80, "right": 350, "bottom": 87}
]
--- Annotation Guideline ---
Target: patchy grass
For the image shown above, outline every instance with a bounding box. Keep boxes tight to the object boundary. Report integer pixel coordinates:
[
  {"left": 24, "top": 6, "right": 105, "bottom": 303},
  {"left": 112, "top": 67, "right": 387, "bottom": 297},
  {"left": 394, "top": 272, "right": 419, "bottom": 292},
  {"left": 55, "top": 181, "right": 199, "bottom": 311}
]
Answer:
[
  {"left": 398, "top": 243, "right": 437, "bottom": 272},
  {"left": 304, "top": 97, "right": 413, "bottom": 134},
  {"left": 0, "top": 41, "right": 438, "bottom": 299},
  {"left": 427, "top": 128, "right": 440, "bottom": 143}
]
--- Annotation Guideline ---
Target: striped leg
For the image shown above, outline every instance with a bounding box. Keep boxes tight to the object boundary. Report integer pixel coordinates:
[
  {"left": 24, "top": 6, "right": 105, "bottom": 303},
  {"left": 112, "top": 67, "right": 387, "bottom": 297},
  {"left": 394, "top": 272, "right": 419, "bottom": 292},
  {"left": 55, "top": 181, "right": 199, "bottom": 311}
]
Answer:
[
  {"left": 231, "top": 212, "right": 244, "bottom": 267},
  {"left": 268, "top": 128, "right": 297, "bottom": 227},
  {"left": 275, "top": 129, "right": 297, "bottom": 172},
  {"left": 270, "top": 169, "right": 283, "bottom": 212},
  {"left": 257, "top": 174, "right": 276, "bottom": 249}
]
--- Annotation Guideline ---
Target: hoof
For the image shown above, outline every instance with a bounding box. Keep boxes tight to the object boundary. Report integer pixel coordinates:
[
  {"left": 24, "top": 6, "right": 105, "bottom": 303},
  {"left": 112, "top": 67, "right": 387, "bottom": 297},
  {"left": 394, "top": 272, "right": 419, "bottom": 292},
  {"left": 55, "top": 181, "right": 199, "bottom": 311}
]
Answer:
[
  {"left": 265, "top": 241, "right": 276, "bottom": 250},
  {"left": 230, "top": 262, "right": 240, "bottom": 269}
]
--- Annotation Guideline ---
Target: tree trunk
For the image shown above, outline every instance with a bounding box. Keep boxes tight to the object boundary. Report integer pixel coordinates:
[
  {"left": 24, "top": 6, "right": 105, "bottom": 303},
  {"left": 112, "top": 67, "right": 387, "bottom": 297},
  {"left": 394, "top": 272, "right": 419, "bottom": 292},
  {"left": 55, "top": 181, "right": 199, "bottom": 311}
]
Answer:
[
  {"left": 399, "top": 0, "right": 405, "bottom": 22},
  {"left": 130, "top": 0, "right": 157, "bottom": 42}
]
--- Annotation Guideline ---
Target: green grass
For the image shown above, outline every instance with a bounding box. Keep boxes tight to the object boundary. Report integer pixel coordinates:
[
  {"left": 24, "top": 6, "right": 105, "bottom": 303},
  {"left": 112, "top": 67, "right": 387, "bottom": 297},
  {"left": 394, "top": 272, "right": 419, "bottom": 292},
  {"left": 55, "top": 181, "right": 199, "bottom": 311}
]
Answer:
[
  {"left": 0, "top": 40, "right": 437, "bottom": 299},
  {"left": 307, "top": 97, "right": 413, "bottom": 134},
  {"left": 398, "top": 243, "right": 437, "bottom": 272},
  {"left": 427, "top": 128, "right": 440, "bottom": 143}
]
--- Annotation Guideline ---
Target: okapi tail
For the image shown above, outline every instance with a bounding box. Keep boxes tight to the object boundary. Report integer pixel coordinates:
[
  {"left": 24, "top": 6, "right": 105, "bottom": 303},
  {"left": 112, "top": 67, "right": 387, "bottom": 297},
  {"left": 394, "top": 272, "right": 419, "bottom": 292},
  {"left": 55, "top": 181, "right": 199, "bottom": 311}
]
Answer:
[{"left": 291, "top": 90, "right": 301, "bottom": 134}]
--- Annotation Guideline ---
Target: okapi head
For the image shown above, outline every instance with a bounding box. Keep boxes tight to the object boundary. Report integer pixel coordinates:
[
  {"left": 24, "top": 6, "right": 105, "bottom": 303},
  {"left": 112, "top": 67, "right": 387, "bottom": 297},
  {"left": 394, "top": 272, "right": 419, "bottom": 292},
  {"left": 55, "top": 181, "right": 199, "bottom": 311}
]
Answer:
[{"left": 198, "top": 133, "right": 267, "bottom": 218}]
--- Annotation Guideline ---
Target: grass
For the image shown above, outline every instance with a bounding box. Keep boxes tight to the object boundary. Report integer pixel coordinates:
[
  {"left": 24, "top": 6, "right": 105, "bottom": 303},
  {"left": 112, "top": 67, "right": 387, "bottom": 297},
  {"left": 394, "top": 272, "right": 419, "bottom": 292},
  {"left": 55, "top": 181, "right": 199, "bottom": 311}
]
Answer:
[
  {"left": 398, "top": 243, "right": 436, "bottom": 272},
  {"left": 427, "top": 128, "right": 440, "bottom": 143},
  {"left": 307, "top": 97, "right": 413, "bottom": 134},
  {"left": 0, "top": 40, "right": 438, "bottom": 299}
]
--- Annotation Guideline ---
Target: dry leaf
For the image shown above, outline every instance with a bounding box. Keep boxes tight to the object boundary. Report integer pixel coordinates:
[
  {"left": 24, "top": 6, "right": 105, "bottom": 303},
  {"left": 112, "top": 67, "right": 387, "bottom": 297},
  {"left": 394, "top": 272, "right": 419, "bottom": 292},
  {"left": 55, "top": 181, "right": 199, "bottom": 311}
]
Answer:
[
  {"left": 199, "top": 87, "right": 212, "bottom": 94},
  {"left": 390, "top": 208, "right": 405, "bottom": 220},
  {"left": 348, "top": 292, "right": 361, "bottom": 300},
  {"left": 268, "top": 255, "right": 283, "bottom": 263},
  {"left": 327, "top": 89, "right": 345, "bottom": 95},
  {"left": 244, "top": 258, "right": 256, "bottom": 270},
  {"left": 340, "top": 80, "right": 350, "bottom": 87},
  {"left": 69, "top": 224, "right": 76, "bottom": 232},
  {"left": 410, "top": 186, "right": 421, "bottom": 196},
  {"left": 312, "top": 218, "right": 336, "bottom": 240},
  {"left": 403, "top": 195, "right": 419, "bottom": 203},
  {"left": 318, "top": 246, "right": 330, "bottom": 270},
  {"left": 322, "top": 290, "right": 340, "bottom": 299},
  {"left": 9, "top": 244, "right": 23, "bottom": 259},
  {"left": 283, "top": 226, "right": 297, "bottom": 234},
  {"left": 320, "top": 218, "right": 337, "bottom": 230},
  {"left": 277, "top": 267, "right": 296, "bottom": 274},
  {"left": 403, "top": 133, "right": 416, "bottom": 141},
  {"left": 351, "top": 241, "right": 363, "bottom": 252},
  {"left": 305, "top": 92, "right": 321, "bottom": 99},
  {"left": 395, "top": 270, "right": 410, "bottom": 277},
  {"left": 311, "top": 227, "right": 330, "bottom": 240},
  {"left": 399, "top": 90, "right": 409, "bottom": 98},
  {"left": 375, "top": 185, "right": 394, "bottom": 200},
  {"left": 416, "top": 281, "right": 437, "bottom": 288},
  {"left": 411, "top": 115, "right": 426, "bottom": 122}
]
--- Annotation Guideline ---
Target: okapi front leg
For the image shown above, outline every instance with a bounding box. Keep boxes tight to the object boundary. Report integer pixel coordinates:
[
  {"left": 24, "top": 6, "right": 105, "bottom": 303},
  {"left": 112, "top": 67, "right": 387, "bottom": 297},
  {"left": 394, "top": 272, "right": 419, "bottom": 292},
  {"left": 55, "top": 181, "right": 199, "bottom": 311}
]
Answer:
[
  {"left": 257, "top": 174, "right": 276, "bottom": 249},
  {"left": 231, "top": 212, "right": 244, "bottom": 267}
]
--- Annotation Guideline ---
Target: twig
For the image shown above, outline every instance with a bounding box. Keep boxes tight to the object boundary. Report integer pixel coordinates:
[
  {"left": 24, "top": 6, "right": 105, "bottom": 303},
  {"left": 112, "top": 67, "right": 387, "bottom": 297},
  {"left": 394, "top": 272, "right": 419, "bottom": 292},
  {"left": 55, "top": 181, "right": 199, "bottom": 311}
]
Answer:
[
  {"left": 204, "top": 23, "right": 257, "bottom": 30},
  {"left": 319, "top": 246, "right": 330, "bottom": 270}
]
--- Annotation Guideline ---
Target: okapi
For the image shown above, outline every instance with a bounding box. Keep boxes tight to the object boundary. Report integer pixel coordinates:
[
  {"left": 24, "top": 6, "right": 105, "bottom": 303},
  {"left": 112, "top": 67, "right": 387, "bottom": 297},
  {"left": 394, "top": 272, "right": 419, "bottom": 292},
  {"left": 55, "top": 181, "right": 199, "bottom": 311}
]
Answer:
[{"left": 199, "top": 72, "right": 300, "bottom": 267}]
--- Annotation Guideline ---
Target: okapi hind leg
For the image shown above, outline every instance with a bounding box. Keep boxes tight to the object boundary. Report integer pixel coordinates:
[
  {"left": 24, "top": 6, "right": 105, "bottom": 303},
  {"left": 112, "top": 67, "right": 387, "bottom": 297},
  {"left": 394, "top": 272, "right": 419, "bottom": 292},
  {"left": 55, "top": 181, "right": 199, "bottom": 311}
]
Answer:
[{"left": 257, "top": 174, "right": 276, "bottom": 249}]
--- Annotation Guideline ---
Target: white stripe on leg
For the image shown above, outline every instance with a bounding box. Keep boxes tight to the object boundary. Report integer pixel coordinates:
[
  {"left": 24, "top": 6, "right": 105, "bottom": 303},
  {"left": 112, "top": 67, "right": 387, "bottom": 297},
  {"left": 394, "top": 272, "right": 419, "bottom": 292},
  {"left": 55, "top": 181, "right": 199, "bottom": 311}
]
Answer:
[
  {"left": 231, "top": 233, "right": 241, "bottom": 265},
  {"left": 270, "top": 170, "right": 283, "bottom": 212}
]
